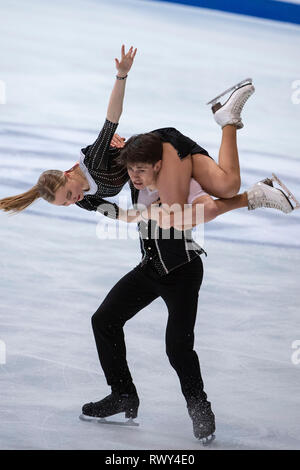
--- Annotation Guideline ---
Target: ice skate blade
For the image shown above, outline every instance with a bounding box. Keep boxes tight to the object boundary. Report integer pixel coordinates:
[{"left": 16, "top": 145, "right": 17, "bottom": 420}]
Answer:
[
  {"left": 200, "top": 434, "right": 216, "bottom": 446},
  {"left": 206, "top": 78, "right": 253, "bottom": 106},
  {"left": 79, "top": 414, "right": 139, "bottom": 427},
  {"left": 271, "top": 173, "right": 300, "bottom": 210}
]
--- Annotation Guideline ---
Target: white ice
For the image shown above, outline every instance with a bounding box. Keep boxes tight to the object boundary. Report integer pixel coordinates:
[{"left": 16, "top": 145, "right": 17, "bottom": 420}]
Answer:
[{"left": 0, "top": 0, "right": 300, "bottom": 450}]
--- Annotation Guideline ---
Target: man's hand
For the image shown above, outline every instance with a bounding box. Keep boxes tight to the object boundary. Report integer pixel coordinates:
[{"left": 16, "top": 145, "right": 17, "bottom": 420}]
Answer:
[
  {"left": 110, "top": 133, "right": 126, "bottom": 149},
  {"left": 115, "top": 45, "right": 137, "bottom": 77}
]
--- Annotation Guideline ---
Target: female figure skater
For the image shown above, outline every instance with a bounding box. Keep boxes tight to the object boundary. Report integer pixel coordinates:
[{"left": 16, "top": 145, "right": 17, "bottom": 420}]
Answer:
[{"left": 0, "top": 44, "right": 137, "bottom": 214}]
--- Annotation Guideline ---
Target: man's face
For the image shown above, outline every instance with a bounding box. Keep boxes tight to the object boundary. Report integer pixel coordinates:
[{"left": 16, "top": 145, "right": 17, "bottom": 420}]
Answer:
[
  {"left": 127, "top": 162, "right": 161, "bottom": 190},
  {"left": 52, "top": 174, "right": 85, "bottom": 206}
]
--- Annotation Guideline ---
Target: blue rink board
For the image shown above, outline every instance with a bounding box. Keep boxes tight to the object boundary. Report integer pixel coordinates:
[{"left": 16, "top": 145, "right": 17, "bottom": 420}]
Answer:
[{"left": 142, "top": 0, "right": 300, "bottom": 25}]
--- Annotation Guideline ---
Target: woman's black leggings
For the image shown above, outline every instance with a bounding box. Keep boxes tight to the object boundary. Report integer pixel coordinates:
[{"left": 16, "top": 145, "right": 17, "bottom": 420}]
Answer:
[{"left": 91, "top": 256, "right": 207, "bottom": 405}]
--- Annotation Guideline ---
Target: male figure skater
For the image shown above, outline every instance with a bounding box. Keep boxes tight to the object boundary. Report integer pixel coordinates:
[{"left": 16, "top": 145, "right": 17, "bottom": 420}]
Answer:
[
  {"left": 81, "top": 159, "right": 216, "bottom": 445},
  {"left": 80, "top": 127, "right": 296, "bottom": 444}
]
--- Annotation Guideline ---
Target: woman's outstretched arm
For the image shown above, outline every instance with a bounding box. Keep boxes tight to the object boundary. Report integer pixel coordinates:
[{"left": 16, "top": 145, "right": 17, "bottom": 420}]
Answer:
[
  {"left": 81, "top": 45, "right": 137, "bottom": 170},
  {"left": 107, "top": 45, "right": 137, "bottom": 123}
]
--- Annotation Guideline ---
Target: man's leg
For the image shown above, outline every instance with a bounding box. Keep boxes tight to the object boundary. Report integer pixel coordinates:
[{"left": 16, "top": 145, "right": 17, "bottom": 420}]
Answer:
[
  {"left": 159, "top": 257, "right": 215, "bottom": 439},
  {"left": 159, "top": 257, "right": 207, "bottom": 403},
  {"left": 91, "top": 266, "right": 158, "bottom": 393}
]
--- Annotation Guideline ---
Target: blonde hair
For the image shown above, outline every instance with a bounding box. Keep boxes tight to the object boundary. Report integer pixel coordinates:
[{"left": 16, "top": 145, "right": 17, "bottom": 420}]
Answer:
[{"left": 0, "top": 170, "right": 67, "bottom": 214}]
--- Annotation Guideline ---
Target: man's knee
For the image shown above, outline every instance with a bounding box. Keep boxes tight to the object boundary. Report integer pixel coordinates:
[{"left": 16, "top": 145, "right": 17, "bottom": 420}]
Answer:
[
  {"left": 166, "top": 335, "right": 193, "bottom": 366},
  {"left": 91, "top": 307, "right": 111, "bottom": 332},
  {"left": 166, "top": 345, "right": 181, "bottom": 367},
  {"left": 91, "top": 302, "right": 126, "bottom": 333}
]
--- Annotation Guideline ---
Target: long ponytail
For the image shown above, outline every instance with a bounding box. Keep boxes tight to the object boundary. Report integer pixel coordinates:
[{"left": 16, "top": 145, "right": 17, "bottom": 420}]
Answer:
[{"left": 0, "top": 170, "right": 67, "bottom": 214}]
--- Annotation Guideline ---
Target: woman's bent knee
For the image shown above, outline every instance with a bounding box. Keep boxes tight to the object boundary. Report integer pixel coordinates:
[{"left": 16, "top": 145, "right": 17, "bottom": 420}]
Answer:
[
  {"left": 204, "top": 200, "right": 219, "bottom": 221},
  {"left": 217, "top": 176, "right": 241, "bottom": 199},
  {"left": 228, "top": 177, "right": 241, "bottom": 197}
]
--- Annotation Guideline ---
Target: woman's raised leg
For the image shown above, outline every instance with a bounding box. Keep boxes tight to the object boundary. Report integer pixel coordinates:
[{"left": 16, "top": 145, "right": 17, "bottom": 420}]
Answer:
[
  {"left": 192, "top": 124, "right": 241, "bottom": 199},
  {"left": 192, "top": 80, "right": 255, "bottom": 199}
]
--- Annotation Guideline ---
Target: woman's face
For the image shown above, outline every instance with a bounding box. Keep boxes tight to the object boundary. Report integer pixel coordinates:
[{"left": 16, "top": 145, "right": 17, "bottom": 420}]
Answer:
[{"left": 53, "top": 173, "right": 85, "bottom": 206}]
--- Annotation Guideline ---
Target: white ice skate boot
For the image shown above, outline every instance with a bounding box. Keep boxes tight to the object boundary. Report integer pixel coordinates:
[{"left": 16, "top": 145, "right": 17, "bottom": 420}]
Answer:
[
  {"left": 246, "top": 175, "right": 300, "bottom": 213},
  {"left": 207, "top": 78, "right": 255, "bottom": 129}
]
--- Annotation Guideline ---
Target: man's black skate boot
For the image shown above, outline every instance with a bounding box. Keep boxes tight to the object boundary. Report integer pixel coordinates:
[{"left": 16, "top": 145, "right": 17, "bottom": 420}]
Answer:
[
  {"left": 188, "top": 398, "right": 216, "bottom": 445},
  {"left": 81, "top": 384, "right": 139, "bottom": 421}
]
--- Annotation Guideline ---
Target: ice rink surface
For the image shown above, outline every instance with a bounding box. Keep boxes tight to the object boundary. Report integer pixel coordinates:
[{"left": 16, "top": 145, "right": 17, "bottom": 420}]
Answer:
[{"left": 0, "top": 0, "right": 300, "bottom": 450}]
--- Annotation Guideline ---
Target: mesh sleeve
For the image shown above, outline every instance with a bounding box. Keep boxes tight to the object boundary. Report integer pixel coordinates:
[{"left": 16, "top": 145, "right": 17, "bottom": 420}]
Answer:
[
  {"left": 81, "top": 119, "right": 119, "bottom": 171},
  {"left": 96, "top": 199, "right": 120, "bottom": 220}
]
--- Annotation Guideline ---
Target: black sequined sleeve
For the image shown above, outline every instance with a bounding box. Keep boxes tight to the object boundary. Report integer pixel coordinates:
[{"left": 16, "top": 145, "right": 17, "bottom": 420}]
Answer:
[
  {"left": 76, "top": 197, "right": 119, "bottom": 219},
  {"left": 96, "top": 199, "right": 120, "bottom": 220},
  {"left": 81, "top": 119, "right": 119, "bottom": 171}
]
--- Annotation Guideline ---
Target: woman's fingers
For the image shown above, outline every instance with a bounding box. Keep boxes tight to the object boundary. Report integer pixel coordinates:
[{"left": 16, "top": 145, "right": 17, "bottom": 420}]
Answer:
[
  {"left": 123, "top": 46, "right": 137, "bottom": 60},
  {"left": 127, "top": 47, "right": 137, "bottom": 59},
  {"left": 111, "top": 133, "right": 126, "bottom": 148},
  {"left": 115, "top": 133, "right": 125, "bottom": 143},
  {"left": 131, "top": 48, "right": 137, "bottom": 59},
  {"left": 119, "top": 45, "right": 137, "bottom": 59},
  {"left": 116, "top": 45, "right": 137, "bottom": 73},
  {"left": 111, "top": 134, "right": 119, "bottom": 147}
]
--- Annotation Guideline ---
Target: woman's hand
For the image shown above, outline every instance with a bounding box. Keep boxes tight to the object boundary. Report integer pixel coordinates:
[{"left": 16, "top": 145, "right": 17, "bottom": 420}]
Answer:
[
  {"left": 110, "top": 133, "right": 126, "bottom": 149},
  {"left": 115, "top": 45, "right": 137, "bottom": 77}
]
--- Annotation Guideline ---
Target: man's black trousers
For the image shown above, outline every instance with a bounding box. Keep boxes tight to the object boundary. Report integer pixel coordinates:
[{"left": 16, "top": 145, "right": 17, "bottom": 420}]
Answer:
[{"left": 91, "top": 256, "right": 208, "bottom": 405}]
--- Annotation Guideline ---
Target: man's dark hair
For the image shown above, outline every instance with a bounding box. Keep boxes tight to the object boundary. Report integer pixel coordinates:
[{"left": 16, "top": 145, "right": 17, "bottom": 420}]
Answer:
[{"left": 117, "top": 132, "right": 163, "bottom": 167}]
